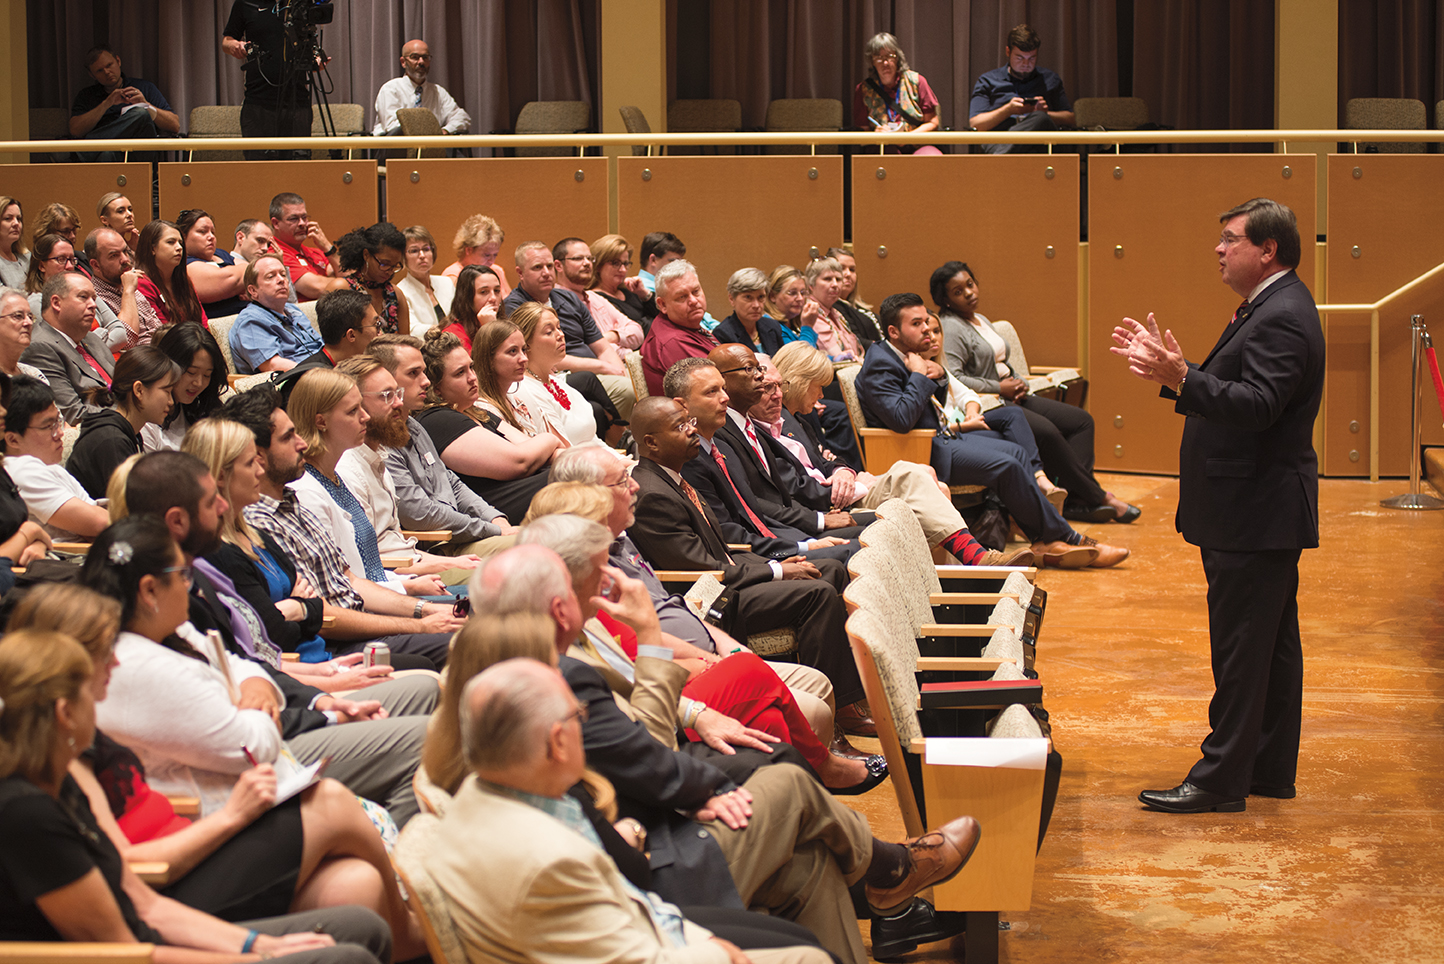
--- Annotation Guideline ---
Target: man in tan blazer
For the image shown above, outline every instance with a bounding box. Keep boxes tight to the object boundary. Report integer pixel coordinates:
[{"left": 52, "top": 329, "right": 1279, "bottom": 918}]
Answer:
[{"left": 426, "top": 657, "right": 831, "bottom": 964}]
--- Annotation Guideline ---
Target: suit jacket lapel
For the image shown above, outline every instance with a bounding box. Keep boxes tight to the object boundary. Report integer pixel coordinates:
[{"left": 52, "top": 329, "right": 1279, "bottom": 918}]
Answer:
[
  {"left": 640, "top": 459, "right": 731, "bottom": 561},
  {"left": 1199, "top": 272, "right": 1298, "bottom": 369}
]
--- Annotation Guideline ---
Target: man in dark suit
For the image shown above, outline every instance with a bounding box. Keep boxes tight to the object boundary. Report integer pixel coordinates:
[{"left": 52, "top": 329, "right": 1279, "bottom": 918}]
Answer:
[
  {"left": 21, "top": 272, "right": 115, "bottom": 423},
  {"left": 628, "top": 395, "right": 875, "bottom": 734},
  {"left": 856, "top": 293, "right": 1128, "bottom": 568},
  {"left": 1114, "top": 198, "right": 1324, "bottom": 813}
]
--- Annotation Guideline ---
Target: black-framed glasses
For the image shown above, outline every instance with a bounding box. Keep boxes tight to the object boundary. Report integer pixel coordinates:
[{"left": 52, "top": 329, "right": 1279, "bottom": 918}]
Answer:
[
  {"left": 606, "top": 260, "right": 632, "bottom": 269},
  {"left": 369, "top": 251, "right": 401, "bottom": 272},
  {"left": 718, "top": 364, "right": 761, "bottom": 377},
  {"left": 46, "top": 255, "right": 80, "bottom": 266}
]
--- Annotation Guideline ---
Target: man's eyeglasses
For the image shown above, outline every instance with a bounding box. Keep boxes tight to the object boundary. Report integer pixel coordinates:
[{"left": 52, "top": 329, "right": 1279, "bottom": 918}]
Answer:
[
  {"left": 28, "top": 417, "right": 63, "bottom": 438},
  {"left": 605, "top": 468, "right": 635, "bottom": 489},
  {"left": 674, "top": 417, "right": 699, "bottom": 432},
  {"left": 560, "top": 701, "right": 590, "bottom": 725},
  {"left": 760, "top": 382, "right": 783, "bottom": 397},
  {"left": 718, "top": 364, "right": 762, "bottom": 377},
  {"left": 561, "top": 255, "right": 594, "bottom": 264},
  {"left": 361, "top": 387, "right": 405, "bottom": 405},
  {"left": 1218, "top": 232, "right": 1249, "bottom": 248}
]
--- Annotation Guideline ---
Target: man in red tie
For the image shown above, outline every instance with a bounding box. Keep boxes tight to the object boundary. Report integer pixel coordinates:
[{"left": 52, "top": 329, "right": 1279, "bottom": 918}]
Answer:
[
  {"left": 20, "top": 272, "right": 115, "bottom": 423},
  {"left": 628, "top": 395, "right": 876, "bottom": 736}
]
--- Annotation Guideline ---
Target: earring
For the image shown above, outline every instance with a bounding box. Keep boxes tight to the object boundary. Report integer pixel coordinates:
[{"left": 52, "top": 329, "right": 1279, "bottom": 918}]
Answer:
[
  {"left": 67, "top": 736, "right": 76, "bottom": 751},
  {"left": 151, "top": 600, "right": 160, "bottom": 615}
]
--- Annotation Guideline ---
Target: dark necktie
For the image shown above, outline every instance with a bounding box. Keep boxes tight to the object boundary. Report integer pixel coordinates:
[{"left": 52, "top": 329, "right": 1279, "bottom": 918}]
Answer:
[
  {"left": 1231, "top": 300, "right": 1250, "bottom": 325},
  {"left": 710, "top": 447, "right": 777, "bottom": 538},
  {"left": 678, "top": 478, "right": 734, "bottom": 564}
]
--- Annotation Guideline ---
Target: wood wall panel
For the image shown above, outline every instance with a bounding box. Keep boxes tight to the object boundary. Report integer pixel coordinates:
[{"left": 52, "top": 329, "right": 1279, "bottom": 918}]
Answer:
[
  {"left": 617, "top": 156, "right": 842, "bottom": 315},
  {"left": 851, "top": 155, "right": 1080, "bottom": 368},
  {"left": 1325, "top": 156, "right": 1444, "bottom": 477},
  {"left": 158, "top": 160, "right": 377, "bottom": 252},
  {"left": 385, "top": 158, "right": 610, "bottom": 273},
  {"left": 0, "top": 163, "right": 153, "bottom": 238},
  {"left": 1087, "top": 155, "right": 1317, "bottom": 475}
]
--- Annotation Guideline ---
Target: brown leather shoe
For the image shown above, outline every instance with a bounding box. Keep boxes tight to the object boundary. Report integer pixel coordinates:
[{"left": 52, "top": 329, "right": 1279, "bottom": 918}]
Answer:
[
  {"left": 1030, "top": 540, "right": 1098, "bottom": 569},
  {"left": 837, "top": 701, "right": 877, "bottom": 737},
  {"left": 865, "top": 815, "right": 983, "bottom": 915},
  {"left": 1080, "top": 534, "right": 1129, "bottom": 568},
  {"left": 975, "top": 547, "right": 1035, "bottom": 567},
  {"left": 829, "top": 724, "right": 875, "bottom": 761}
]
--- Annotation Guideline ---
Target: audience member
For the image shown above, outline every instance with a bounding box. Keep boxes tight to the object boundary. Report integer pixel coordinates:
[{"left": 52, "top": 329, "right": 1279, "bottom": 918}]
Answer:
[
  {"left": 67, "top": 345, "right": 179, "bottom": 498},
  {"left": 368, "top": 333, "right": 517, "bottom": 558},
  {"left": 96, "top": 193, "right": 141, "bottom": 252},
  {"left": 586, "top": 233, "right": 654, "bottom": 339},
  {"left": 465, "top": 545, "right": 980, "bottom": 964},
  {"left": 968, "top": 23, "right": 1074, "bottom": 153},
  {"left": 504, "top": 240, "right": 631, "bottom": 418},
  {"left": 0, "top": 621, "right": 393, "bottom": 962},
  {"left": 231, "top": 218, "right": 282, "bottom": 265},
  {"left": 713, "top": 267, "right": 794, "bottom": 355},
  {"left": 178, "top": 208, "right": 248, "bottom": 319},
  {"left": 395, "top": 225, "right": 454, "bottom": 334},
  {"left": 639, "top": 259, "right": 718, "bottom": 396},
  {"left": 931, "top": 261, "right": 1139, "bottom": 523},
  {"left": 803, "top": 257, "right": 864, "bottom": 361},
  {"left": 134, "top": 219, "right": 208, "bottom": 340},
  {"left": 223, "top": 1, "right": 313, "bottom": 160},
  {"left": 335, "top": 354, "right": 482, "bottom": 586},
  {"left": 68, "top": 44, "right": 178, "bottom": 159},
  {"left": 438, "top": 263, "right": 500, "bottom": 351},
  {"left": 2, "top": 376, "right": 108, "bottom": 540},
  {"left": 330, "top": 223, "right": 409, "bottom": 335},
  {"left": 552, "top": 236, "right": 643, "bottom": 403},
  {"left": 417, "top": 327, "right": 555, "bottom": 521},
  {"left": 764, "top": 346, "right": 1033, "bottom": 566},
  {"left": 827, "top": 246, "right": 884, "bottom": 343},
  {"left": 853, "top": 32, "right": 942, "bottom": 154},
  {"left": 22, "top": 235, "right": 79, "bottom": 319},
  {"left": 222, "top": 386, "right": 464, "bottom": 669},
  {"left": 21, "top": 272, "right": 113, "bottom": 423},
  {"left": 509, "top": 301, "right": 602, "bottom": 447},
  {"left": 28, "top": 202, "right": 81, "bottom": 253},
  {"left": 232, "top": 255, "right": 324, "bottom": 375},
  {"left": 442, "top": 214, "right": 510, "bottom": 296},
  {"left": 274, "top": 289, "right": 378, "bottom": 403},
  {"left": 857, "top": 292, "right": 1127, "bottom": 567},
  {"left": 143, "top": 322, "right": 227, "bottom": 451},
  {"left": 372, "top": 40, "right": 470, "bottom": 136},
  {"left": 0, "top": 197, "right": 28, "bottom": 288},
  {"left": 269, "top": 193, "right": 340, "bottom": 301},
  {"left": 0, "top": 287, "right": 48, "bottom": 381},
  {"left": 83, "top": 227, "right": 144, "bottom": 351},
  {"left": 636, "top": 231, "right": 686, "bottom": 294},
  {"left": 764, "top": 264, "right": 819, "bottom": 346}
]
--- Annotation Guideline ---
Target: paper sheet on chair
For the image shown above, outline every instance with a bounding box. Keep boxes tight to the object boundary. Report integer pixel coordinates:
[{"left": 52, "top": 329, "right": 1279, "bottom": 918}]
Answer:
[{"left": 924, "top": 737, "right": 1048, "bottom": 769}]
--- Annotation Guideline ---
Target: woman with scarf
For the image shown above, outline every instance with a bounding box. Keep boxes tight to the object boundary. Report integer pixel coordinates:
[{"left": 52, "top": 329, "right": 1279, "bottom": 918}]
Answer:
[{"left": 852, "top": 32, "right": 942, "bottom": 155}]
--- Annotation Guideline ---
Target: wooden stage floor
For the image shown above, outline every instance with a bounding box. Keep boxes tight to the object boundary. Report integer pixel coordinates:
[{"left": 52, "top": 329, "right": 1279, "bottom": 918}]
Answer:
[{"left": 847, "top": 472, "right": 1444, "bottom": 964}]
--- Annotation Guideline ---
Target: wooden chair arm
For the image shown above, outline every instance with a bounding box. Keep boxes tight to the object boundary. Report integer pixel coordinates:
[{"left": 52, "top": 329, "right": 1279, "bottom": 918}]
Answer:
[
  {"left": 280, "top": 652, "right": 300, "bottom": 662},
  {"left": 929, "top": 592, "right": 1018, "bottom": 605},
  {"left": 906, "top": 736, "right": 1053, "bottom": 754},
  {"left": 128, "top": 862, "right": 170, "bottom": 885},
  {"left": 380, "top": 555, "right": 413, "bottom": 569},
  {"left": 165, "top": 796, "right": 200, "bottom": 816},
  {"left": 0, "top": 944, "right": 156, "bottom": 964},
  {"left": 321, "top": 616, "right": 336, "bottom": 629},
  {"left": 1029, "top": 365, "right": 1071, "bottom": 374},
  {"left": 50, "top": 542, "right": 92, "bottom": 554},
  {"left": 401, "top": 530, "right": 452, "bottom": 542},
  {"left": 857, "top": 428, "right": 934, "bottom": 477},
  {"left": 935, "top": 565, "right": 1036, "bottom": 581},
  {"left": 916, "top": 656, "right": 1009, "bottom": 671},
  {"left": 727, "top": 544, "right": 751, "bottom": 551},
  {"left": 653, "top": 570, "right": 724, "bottom": 583},
  {"left": 919, "top": 623, "right": 1005, "bottom": 638}
]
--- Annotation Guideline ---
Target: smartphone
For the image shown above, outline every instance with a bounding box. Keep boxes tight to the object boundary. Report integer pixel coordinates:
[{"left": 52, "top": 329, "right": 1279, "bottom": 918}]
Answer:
[{"left": 1020, "top": 96, "right": 1038, "bottom": 106}]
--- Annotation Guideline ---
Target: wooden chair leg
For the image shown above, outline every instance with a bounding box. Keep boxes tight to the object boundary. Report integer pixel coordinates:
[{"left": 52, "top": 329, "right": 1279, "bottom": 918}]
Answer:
[{"left": 964, "top": 911, "right": 999, "bottom": 964}]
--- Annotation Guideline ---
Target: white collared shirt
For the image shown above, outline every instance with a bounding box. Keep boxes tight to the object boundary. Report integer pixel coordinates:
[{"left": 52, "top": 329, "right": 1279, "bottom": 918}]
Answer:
[
  {"left": 373, "top": 76, "right": 470, "bottom": 134},
  {"left": 1247, "top": 269, "right": 1291, "bottom": 304}
]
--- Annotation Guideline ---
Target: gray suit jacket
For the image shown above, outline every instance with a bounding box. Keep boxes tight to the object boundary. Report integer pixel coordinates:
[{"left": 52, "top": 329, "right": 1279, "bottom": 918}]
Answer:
[{"left": 20, "top": 319, "right": 116, "bottom": 423}]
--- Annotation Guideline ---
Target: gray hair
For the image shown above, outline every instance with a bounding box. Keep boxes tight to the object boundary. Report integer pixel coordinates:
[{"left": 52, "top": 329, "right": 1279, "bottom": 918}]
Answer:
[
  {"left": 726, "top": 267, "right": 768, "bottom": 298},
  {"left": 550, "top": 446, "right": 618, "bottom": 485},
  {"left": 654, "top": 258, "right": 698, "bottom": 299},
  {"left": 662, "top": 356, "right": 717, "bottom": 399},
  {"left": 38, "top": 273, "right": 80, "bottom": 314},
  {"left": 803, "top": 256, "right": 844, "bottom": 289},
  {"left": 0, "top": 286, "right": 26, "bottom": 310},
  {"left": 864, "top": 32, "right": 911, "bottom": 79},
  {"left": 467, "top": 544, "right": 573, "bottom": 617},
  {"left": 459, "top": 658, "right": 572, "bottom": 771},
  {"left": 516, "top": 514, "right": 612, "bottom": 587}
]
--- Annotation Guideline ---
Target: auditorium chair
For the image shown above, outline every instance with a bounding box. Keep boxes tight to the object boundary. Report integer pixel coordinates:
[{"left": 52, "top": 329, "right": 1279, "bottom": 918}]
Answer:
[
  {"left": 617, "top": 105, "right": 652, "bottom": 156},
  {"left": 1344, "top": 97, "right": 1427, "bottom": 154},
  {"left": 186, "top": 106, "right": 244, "bottom": 161},
  {"left": 497, "top": 101, "right": 591, "bottom": 157},
  {"left": 681, "top": 573, "right": 796, "bottom": 658},
  {"left": 990, "top": 319, "right": 1086, "bottom": 406},
  {"left": 396, "top": 108, "right": 447, "bottom": 159},
  {"left": 0, "top": 944, "right": 154, "bottom": 964},
  {"left": 667, "top": 99, "right": 743, "bottom": 155},
  {"left": 392, "top": 814, "right": 468, "bottom": 964},
  {"left": 28, "top": 108, "right": 70, "bottom": 162},
  {"left": 624, "top": 351, "right": 650, "bottom": 400},
  {"left": 310, "top": 103, "right": 366, "bottom": 160},
  {"left": 832, "top": 365, "right": 989, "bottom": 501},
  {"left": 763, "top": 98, "right": 843, "bottom": 155},
  {"left": 1073, "top": 97, "right": 1149, "bottom": 132},
  {"left": 846, "top": 605, "right": 1059, "bottom": 964}
]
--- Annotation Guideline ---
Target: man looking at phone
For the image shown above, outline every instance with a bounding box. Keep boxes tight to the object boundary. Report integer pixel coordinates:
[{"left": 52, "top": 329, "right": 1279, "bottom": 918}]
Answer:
[{"left": 968, "top": 23, "right": 1074, "bottom": 154}]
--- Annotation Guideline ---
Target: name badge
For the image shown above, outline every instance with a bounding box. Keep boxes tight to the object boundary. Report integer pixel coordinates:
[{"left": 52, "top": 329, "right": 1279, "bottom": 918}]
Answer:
[{"left": 422, "top": 452, "right": 436, "bottom": 466}]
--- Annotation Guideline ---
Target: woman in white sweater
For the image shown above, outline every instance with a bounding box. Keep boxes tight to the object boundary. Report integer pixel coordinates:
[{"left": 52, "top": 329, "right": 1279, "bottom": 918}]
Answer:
[{"left": 508, "top": 300, "right": 605, "bottom": 448}]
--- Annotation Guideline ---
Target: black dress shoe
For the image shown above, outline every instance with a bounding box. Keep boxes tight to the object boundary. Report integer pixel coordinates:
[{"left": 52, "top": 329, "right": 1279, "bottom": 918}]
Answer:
[
  {"left": 830, "top": 754, "right": 890, "bottom": 796},
  {"left": 1062, "top": 501, "right": 1116, "bottom": 523},
  {"left": 1250, "top": 784, "right": 1296, "bottom": 799},
  {"left": 1112, "top": 503, "right": 1142, "bottom": 523},
  {"left": 870, "top": 897, "right": 968, "bottom": 962},
  {"left": 1138, "top": 781, "right": 1245, "bottom": 813}
]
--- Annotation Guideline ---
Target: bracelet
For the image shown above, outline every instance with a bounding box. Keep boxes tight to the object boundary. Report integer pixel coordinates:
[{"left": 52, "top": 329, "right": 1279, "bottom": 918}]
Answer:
[
  {"left": 324, "top": 243, "right": 338, "bottom": 257},
  {"left": 683, "top": 700, "right": 707, "bottom": 729},
  {"left": 241, "top": 930, "right": 260, "bottom": 954},
  {"left": 413, "top": 599, "right": 426, "bottom": 619}
]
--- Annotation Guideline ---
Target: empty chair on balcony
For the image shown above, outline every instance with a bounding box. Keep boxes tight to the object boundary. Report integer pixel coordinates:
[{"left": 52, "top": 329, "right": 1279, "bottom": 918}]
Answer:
[
  {"left": 1344, "top": 97, "right": 1426, "bottom": 154},
  {"left": 764, "top": 98, "right": 843, "bottom": 154},
  {"left": 668, "top": 99, "right": 743, "bottom": 155},
  {"left": 510, "top": 101, "right": 590, "bottom": 157},
  {"left": 617, "top": 105, "right": 652, "bottom": 156}
]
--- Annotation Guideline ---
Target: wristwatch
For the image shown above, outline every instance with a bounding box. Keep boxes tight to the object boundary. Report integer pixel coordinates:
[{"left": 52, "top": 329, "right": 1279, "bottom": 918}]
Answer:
[
  {"left": 324, "top": 243, "right": 338, "bottom": 257},
  {"left": 619, "top": 817, "right": 649, "bottom": 856},
  {"left": 412, "top": 599, "right": 426, "bottom": 619}
]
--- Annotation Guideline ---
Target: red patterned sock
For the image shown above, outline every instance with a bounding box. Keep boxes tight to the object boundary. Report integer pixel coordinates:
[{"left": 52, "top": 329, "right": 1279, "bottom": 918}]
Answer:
[{"left": 940, "top": 529, "right": 987, "bottom": 565}]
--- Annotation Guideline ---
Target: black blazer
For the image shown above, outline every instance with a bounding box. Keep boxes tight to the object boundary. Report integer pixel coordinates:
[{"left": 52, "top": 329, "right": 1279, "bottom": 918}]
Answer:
[
  {"left": 677, "top": 441, "right": 817, "bottom": 558},
  {"left": 779, "top": 408, "right": 845, "bottom": 479},
  {"left": 713, "top": 416, "right": 821, "bottom": 534},
  {"left": 856, "top": 341, "right": 957, "bottom": 483},
  {"left": 712, "top": 313, "right": 791, "bottom": 356},
  {"left": 206, "top": 533, "right": 325, "bottom": 655},
  {"left": 630, "top": 458, "right": 785, "bottom": 588},
  {"left": 1165, "top": 271, "right": 1324, "bottom": 552}
]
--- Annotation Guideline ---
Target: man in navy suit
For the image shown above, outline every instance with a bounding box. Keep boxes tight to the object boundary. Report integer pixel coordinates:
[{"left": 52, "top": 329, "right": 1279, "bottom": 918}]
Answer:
[
  {"left": 856, "top": 293, "right": 1128, "bottom": 568},
  {"left": 1114, "top": 198, "right": 1324, "bottom": 813}
]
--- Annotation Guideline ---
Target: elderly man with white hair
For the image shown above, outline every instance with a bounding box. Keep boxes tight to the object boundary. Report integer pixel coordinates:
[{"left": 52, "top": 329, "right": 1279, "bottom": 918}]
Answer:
[
  {"left": 423, "top": 654, "right": 835, "bottom": 964},
  {"left": 638, "top": 259, "right": 719, "bottom": 396},
  {"left": 463, "top": 541, "right": 983, "bottom": 964}
]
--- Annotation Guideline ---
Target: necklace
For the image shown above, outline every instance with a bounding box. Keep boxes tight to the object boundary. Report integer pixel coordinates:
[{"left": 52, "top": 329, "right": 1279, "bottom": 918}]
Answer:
[{"left": 539, "top": 373, "right": 571, "bottom": 410}]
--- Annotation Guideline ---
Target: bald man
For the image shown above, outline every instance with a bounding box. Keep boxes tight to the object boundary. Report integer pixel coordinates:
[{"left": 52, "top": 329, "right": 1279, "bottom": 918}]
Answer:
[{"left": 373, "top": 39, "right": 471, "bottom": 136}]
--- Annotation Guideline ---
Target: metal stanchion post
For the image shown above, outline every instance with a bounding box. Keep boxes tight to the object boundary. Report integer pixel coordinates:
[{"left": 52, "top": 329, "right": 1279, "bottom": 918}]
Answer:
[{"left": 1381, "top": 315, "right": 1444, "bottom": 509}]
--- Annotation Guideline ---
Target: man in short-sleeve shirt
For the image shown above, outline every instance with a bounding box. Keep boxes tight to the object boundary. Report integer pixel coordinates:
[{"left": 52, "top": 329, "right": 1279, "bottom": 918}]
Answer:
[
  {"left": 268, "top": 192, "right": 340, "bottom": 301},
  {"left": 230, "top": 254, "right": 323, "bottom": 374},
  {"left": 1, "top": 379, "right": 110, "bottom": 542},
  {"left": 968, "top": 24, "right": 1074, "bottom": 155},
  {"left": 68, "top": 45, "right": 178, "bottom": 162}
]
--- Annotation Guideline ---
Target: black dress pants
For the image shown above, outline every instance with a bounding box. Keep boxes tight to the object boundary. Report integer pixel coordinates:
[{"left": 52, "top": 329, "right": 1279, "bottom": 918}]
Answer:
[{"left": 1016, "top": 394, "right": 1105, "bottom": 505}]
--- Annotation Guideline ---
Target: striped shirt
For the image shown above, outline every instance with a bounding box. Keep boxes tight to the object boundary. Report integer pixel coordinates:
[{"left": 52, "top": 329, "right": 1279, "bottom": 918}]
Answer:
[{"left": 244, "top": 489, "right": 364, "bottom": 609}]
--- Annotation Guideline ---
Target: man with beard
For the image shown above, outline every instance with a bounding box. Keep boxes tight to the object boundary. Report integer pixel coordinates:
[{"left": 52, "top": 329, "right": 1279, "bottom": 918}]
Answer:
[
  {"left": 220, "top": 385, "right": 465, "bottom": 670},
  {"left": 967, "top": 23, "right": 1074, "bottom": 154},
  {"left": 122, "top": 450, "right": 439, "bottom": 826},
  {"left": 335, "top": 354, "right": 483, "bottom": 587},
  {"left": 372, "top": 40, "right": 470, "bottom": 137}
]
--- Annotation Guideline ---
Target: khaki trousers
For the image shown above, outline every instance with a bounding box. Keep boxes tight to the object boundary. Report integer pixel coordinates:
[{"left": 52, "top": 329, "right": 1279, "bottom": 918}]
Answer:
[
  {"left": 703, "top": 764, "right": 875, "bottom": 964},
  {"left": 858, "top": 460, "right": 966, "bottom": 546},
  {"left": 767, "top": 661, "right": 834, "bottom": 742}
]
